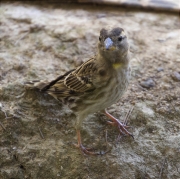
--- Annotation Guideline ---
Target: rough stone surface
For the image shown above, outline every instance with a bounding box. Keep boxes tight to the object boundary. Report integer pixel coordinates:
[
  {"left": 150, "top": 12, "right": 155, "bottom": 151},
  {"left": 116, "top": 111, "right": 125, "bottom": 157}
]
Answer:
[{"left": 0, "top": 2, "right": 180, "bottom": 179}]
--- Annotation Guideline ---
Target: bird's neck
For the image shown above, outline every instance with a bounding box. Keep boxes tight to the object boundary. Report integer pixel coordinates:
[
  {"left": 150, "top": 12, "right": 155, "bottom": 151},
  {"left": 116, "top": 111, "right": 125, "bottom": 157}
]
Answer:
[{"left": 97, "top": 50, "right": 130, "bottom": 67}]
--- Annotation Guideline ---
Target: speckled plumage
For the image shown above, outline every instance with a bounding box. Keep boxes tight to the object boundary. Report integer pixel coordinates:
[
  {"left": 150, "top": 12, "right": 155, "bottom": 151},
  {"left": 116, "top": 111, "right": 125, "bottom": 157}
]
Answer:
[{"left": 26, "top": 27, "right": 132, "bottom": 154}]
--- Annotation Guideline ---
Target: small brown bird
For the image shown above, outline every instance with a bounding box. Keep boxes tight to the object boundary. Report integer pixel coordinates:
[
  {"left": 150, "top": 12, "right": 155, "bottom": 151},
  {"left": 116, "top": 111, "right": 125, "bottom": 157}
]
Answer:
[{"left": 26, "top": 26, "right": 133, "bottom": 154}]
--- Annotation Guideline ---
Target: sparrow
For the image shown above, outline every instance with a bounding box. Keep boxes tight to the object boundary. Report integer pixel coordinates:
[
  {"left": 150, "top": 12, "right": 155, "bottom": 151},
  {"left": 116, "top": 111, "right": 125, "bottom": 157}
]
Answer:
[{"left": 25, "top": 26, "right": 133, "bottom": 155}]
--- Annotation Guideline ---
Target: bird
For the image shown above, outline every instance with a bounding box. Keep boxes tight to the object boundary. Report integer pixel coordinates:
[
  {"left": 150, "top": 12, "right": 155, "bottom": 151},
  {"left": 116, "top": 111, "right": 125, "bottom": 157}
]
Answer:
[{"left": 25, "top": 26, "right": 133, "bottom": 155}]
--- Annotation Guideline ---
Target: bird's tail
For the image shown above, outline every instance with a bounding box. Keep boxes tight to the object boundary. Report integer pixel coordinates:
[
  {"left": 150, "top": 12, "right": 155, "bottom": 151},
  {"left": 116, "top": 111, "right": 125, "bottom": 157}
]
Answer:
[{"left": 24, "top": 80, "right": 49, "bottom": 91}]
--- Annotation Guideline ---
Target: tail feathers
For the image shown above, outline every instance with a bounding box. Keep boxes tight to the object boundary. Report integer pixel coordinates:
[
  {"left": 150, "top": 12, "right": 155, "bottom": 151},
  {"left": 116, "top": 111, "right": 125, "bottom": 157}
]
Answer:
[{"left": 24, "top": 80, "right": 49, "bottom": 91}]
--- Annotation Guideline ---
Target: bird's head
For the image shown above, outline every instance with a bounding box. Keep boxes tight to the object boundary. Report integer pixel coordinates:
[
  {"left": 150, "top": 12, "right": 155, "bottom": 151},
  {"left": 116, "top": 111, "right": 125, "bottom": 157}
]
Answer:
[{"left": 98, "top": 27, "right": 129, "bottom": 64}]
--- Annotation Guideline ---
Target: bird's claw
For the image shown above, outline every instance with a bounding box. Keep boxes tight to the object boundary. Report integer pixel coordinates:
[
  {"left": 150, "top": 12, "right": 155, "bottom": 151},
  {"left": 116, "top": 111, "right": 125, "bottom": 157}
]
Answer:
[
  {"left": 105, "top": 108, "right": 134, "bottom": 139},
  {"left": 116, "top": 121, "right": 134, "bottom": 139},
  {"left": 74, "top": 143, "right": 110, "bottom": 155}
]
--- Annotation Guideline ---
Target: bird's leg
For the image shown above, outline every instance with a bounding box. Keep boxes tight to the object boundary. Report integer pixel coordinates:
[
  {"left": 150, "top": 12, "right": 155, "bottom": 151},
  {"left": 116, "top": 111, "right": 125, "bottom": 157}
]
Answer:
[
  {"left": 75, "top": 130, "right": 97, "bottom": 155},
  {"left": 75, "top": 130, "right": 109, "bottom": 155},
  {"left": 104, "top": 108, "right": 134, "bottom": 139},
  {"left": 74, "top": 116, "right": 95, "bottom": 154},
  {"left": 74, "top": 116, "right": 110, "bottom": 155}
]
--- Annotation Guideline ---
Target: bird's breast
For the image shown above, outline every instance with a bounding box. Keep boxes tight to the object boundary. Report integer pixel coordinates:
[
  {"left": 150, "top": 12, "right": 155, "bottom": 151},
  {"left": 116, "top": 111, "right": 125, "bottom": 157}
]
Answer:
[{"left": 76, "top": 66, "right": 130, "bottom": 114}]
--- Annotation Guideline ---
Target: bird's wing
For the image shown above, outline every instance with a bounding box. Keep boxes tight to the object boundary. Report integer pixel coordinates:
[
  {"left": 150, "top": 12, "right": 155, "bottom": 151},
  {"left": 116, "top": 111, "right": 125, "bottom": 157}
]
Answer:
[
  {"left": 45, "top": 58, "right": 97, "bottom": 99},
  {"left": 64, "top": 58, "right": 97, "bottom": 92},
  {"left": 40, "top": 69, "right": 74, "bottom": 92}
]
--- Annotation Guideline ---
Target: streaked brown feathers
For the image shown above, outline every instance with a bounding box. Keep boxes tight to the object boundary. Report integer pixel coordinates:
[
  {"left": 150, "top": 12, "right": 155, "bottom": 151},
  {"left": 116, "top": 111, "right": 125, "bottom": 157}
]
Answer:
[{"left": 24, "top": 27, "right": 132, "bottom": 154}]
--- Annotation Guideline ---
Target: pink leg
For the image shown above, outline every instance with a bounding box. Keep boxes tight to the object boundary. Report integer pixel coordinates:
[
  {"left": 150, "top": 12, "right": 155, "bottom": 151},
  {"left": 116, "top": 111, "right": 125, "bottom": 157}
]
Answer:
[
  {"left": 104, "top": 109, "right": 134, "bottom": 139},
  {"left": 74, "top": 130, "right": 109, "bottom": 155}
]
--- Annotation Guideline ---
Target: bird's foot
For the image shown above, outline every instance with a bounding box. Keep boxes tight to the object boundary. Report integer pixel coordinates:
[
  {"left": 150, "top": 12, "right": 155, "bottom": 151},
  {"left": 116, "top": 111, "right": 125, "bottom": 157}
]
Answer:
[
  {"left": 105, "top": 107, "right": 134, "bottom": 139},
  {"left": 75, "top": 130, "right": 110, "bottom": 155},
  {"left": 74, "top": 143, "right": 108, "bottom": 155}
]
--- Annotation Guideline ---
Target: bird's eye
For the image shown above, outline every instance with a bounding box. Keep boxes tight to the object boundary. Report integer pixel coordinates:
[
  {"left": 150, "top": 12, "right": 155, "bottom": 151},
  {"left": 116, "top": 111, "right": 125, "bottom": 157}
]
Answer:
[
  {"left": 118, "top": 36, "right": 123, "bottom": 41},
  {"left": 99, "top": 37, "right": 101, "bottom": 41}
]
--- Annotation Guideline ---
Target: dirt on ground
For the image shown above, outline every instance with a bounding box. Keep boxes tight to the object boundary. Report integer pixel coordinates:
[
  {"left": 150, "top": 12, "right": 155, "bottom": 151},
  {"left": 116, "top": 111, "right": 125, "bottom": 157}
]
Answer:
[{"left": 0, "top": 2, "right": 180, "bottom": 179}]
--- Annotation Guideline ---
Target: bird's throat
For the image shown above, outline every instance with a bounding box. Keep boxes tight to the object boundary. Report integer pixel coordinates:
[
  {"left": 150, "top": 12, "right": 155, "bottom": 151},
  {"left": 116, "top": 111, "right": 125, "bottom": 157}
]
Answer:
[{"left": 112, "top": 63, "right": 123, "bottom": 69}]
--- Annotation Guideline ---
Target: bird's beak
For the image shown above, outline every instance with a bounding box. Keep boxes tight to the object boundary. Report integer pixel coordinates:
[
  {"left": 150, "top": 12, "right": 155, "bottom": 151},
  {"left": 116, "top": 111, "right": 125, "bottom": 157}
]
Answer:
[{"left": 104, "top": 37, "right": 115, "bottom": 51}]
